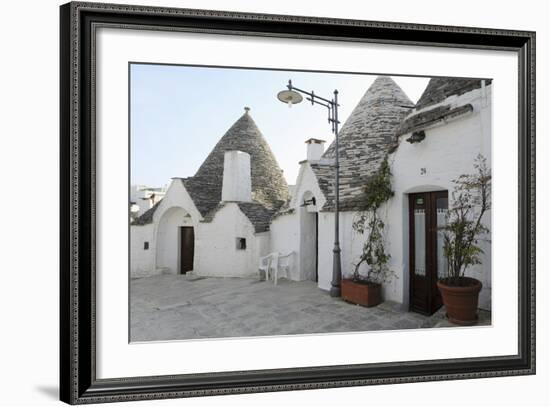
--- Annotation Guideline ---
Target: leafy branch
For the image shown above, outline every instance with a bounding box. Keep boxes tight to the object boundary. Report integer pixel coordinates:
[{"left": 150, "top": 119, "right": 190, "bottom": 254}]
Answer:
[
  {"left": 352, "top": 158, "right": 396, "bottom": 285},
  {"left": 441, "top": 154, "right": 491, "bottom": 285}
]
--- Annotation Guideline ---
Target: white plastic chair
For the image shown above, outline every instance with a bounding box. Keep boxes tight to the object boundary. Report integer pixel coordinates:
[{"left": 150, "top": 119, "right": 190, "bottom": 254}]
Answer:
[
  {"left": 273, "top": 251, "right": 294, "bottom": 285},
  {"left": 259, "top": 252, "right": 277, "bottom": 282}
]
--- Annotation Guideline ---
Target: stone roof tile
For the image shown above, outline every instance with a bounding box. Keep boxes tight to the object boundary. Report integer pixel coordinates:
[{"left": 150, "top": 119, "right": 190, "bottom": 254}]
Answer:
[
  {"left": 131, "top": 201, "right": 160, "bottom": 225},
  {"left": 187, "top": 110, "right": 289, "bottom": 217},
  {"left": 315, "top": 76, "right": 413, "bottom": 211},
  {"left": 237, "top": 202, "right": 279, "bottom": 233},
  {"left": 133, "top": 110, "right": 288, "bottom": 231},
  {"left": 396, "top": 103, "right": 474, "bottom": 136},
  {"left": 415, "top": 78, "right": 491, "bottom": 110}
]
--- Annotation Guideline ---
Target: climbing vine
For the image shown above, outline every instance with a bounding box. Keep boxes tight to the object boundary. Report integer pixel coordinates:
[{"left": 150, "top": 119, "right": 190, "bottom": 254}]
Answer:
[{"left": 352, "top": 157, "right": 396, "bottom": 285}]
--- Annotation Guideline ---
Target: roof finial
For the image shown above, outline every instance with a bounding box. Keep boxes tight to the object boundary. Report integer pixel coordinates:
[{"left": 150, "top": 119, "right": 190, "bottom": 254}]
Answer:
[{"left": 244, "top": 106, "right": 250, "bottom": 114}]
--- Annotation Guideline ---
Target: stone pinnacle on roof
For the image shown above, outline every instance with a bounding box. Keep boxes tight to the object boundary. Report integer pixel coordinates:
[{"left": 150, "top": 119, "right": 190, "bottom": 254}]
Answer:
[
  {"left": 314, "top": 76, "right": 414, "bottom": 211},
  {"left": 185, "top": 109, "right": 289, "bottom": 217}
]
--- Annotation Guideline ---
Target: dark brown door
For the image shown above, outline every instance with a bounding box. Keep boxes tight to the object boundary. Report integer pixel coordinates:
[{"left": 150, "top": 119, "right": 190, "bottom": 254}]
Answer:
[
  {"left": 409, "top": 191, "right": 448, "bottom": 315},
  {"left": 179, "top": 226, "right": 194, "bottom": 274}
]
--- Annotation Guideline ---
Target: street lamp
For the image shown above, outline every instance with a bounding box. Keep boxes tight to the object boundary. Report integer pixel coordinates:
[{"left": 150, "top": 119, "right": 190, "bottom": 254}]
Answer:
[
  {"left": 277, "top": 89, "right": 303, "bottom": 107},
  {"left": 277, "top": 79, "right": 342, "bottom": 297}
]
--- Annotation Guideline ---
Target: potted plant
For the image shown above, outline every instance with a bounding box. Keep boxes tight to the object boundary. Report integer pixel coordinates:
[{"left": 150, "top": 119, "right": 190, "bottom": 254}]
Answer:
[
  {"left": 437, "top": 154, "right": 491, "bottom": 325},
  {"left": 343, "top": 159, "right": 395, "bottom": 307}
]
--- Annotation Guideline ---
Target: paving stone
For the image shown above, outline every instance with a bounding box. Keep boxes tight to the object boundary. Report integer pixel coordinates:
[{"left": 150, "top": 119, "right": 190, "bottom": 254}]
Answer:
[
  {"left": 130, "top": 275, "right": 491, "bottom": 341},
  {"left": 392, "top": 319, "right": 421, "bottom": 330}
]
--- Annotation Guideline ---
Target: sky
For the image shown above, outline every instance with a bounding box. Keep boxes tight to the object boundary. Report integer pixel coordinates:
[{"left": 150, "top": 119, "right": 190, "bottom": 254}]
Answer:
[{"left": 130, "top": 64, "right": 430, "bottom": 187}]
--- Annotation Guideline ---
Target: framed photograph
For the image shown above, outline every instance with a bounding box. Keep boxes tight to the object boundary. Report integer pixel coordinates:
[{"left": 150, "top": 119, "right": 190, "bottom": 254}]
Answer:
[{"left": 60, "top": 1, "right": 535, "bottom": 404}]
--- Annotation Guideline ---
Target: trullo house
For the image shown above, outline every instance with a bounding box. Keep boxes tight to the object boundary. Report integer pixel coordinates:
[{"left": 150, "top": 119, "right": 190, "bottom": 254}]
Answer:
[{"left": 130, "top": 107, "right": 289, "bottom": 279}]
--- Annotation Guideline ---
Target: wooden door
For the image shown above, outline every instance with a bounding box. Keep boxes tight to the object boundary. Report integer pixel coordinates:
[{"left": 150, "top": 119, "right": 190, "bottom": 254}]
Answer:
[
  {"left": 179, "top": 226, "right": 194, "bottom": 274},
  {"left": 409, "top": 191, "right": 448, "bottom": 315}
]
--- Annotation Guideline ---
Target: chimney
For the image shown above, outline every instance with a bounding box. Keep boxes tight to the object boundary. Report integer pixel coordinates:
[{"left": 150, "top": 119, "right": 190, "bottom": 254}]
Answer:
[
  {"left": 305, "top": 138, "right": 326, "bottom": 161},
  {"left": 222, "top": 150, "right": 252, "bottom": 202}
]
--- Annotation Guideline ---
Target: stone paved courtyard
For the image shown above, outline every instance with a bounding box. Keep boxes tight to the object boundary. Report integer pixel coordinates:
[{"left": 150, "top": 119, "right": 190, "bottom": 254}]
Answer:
[{"left": 130, "top": 274, "right": 491, "bottom": 342}]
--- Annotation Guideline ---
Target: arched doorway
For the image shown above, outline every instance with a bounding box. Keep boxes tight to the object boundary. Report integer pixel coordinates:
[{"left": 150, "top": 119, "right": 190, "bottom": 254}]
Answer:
[
  {"left": 156, "top": 207, "right": 194, "bottom": 274},
  {"left": 299, "top": 191, "right": 318, "bottom": 282}
]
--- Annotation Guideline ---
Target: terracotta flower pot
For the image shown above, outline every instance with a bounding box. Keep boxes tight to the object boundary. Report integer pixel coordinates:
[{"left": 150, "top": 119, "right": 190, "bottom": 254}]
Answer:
[
  {"left": 437, "top": 277, "right": 482, "bottom": 325},
  {"left": 341, "top": 279, "right": 382, "bottom": 307}
]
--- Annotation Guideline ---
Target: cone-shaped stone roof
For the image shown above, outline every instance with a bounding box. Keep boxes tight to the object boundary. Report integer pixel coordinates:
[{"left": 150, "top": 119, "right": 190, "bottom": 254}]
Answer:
[
  {"left": 313, "top": 76, "right": 413, "bottom": 210},
  {"left": 184, "top": 109, "right": 289, "bottom": 218},
  {"left": 133, "top": 109, "right": 289, "bottom": 231}
]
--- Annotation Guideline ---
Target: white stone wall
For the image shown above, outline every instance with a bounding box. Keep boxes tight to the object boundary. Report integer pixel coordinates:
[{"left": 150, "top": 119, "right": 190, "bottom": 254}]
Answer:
[
  {"left": 383, "top": 85, "right": 492, "bottom": 309},
  {"left": 221, "top": 150, "right": 252, "bottom": 202},
  {"left": 316, "top": 211, "right": 369, "bottom": 293},
  {"left": 299, "top": 205, "right": 317, "bottom": 281},
  {"left": 316, "top": 212, "right": 336, "bottom": 291},
  {"left": 290, "top": 163, "right": 327, "bottom": 210},
  {"left": 196, "top": 203, "right": 267, "bottom": 278},
  {"left": 152, "top": 180, "right": 202, "bottom": 276},
  {"left": 306, "top": 141, "right": 325, "bottom": 161},
  {"left": 269, "top": 211, "right": 300, "bottom": 280},
  {"left": 130, "top": 223, "right": 155, "bottom": 278},
  {"left": 155, "top": 206, "right": 195, "bottom": 275},
  {"left": 130, "top": 178, "right": 201, "bottom": 278},
  {"left": 270, "top": 162, "right": 327, "bottom": 282},
  {"left": 131, "top": 177, "right": 270, "bottom": 279}
]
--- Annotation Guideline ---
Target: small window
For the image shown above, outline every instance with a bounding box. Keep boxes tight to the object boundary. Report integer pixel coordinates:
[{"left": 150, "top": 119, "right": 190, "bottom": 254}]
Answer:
[
  {"left": 144, "top": 241, "right": 149, "bottom": 250},
  {"left": 236, "top": 238, "right": 246, "bottom": 250}
]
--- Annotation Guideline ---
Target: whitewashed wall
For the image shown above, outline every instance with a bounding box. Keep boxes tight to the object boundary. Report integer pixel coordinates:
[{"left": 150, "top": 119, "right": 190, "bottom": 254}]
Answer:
[
  {"left": 270, "top": 162, "right": 327, "bottom": 282},
  {"left": 130, "top": 223, "right": 155, "bottom": 278},
  {"left": 316, "top": 211, "right": 370, "bottom": 293},
  {"left": 196, "top": 203, "right": 267, "bottom": 277},
  {"left": 130, "top": 178, "right": 201, "bottom": 278},
  {"left": 155, "top": 206, "right": 195, "bottom": 275},
  {"left": 289, "top": 163, "right": 327, "bottom": 211},
  {"left": 383, "top": 85, "right": 493, "bottom": 309},
  {"left": 269, "top": 211, "right": 300, "bottom": 280},
  {"left": 151, "top": 179, "right": 201, "bottom": 275},
  {"left": 221, "top": 150, "right": 252, "bottom": 202},
  {"left": 316, "top": 212, "right": 334, "bottom": 291},
  {"left": 130, "top": 177, "right": 271, "bottom": 279},
  {"left": 299, "top": 207, "right": 316, "bottom": 281}
]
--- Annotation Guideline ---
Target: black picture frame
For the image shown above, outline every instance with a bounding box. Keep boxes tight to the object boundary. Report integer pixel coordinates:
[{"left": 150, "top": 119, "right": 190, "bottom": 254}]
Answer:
[{"left": 60, "top": 2, "right": 536, "bottom": 404}]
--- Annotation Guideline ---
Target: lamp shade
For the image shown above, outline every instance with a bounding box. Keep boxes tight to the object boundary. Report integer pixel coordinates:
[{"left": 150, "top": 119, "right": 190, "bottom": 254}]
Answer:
[{"left": 277, "top": 89, "right": 303, "bottom": 106}]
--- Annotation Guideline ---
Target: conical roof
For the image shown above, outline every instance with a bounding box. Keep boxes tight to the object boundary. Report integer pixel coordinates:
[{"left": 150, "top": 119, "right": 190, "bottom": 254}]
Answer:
[
  {"left": 183, "top": 108, "right": 289, "bottom": 217},
  {"left": 395, "top": 77, "right": 491, "bottom": 136},
  {"left": 314, "top": 76, "right": 413, "bottom": 210},
  {"left": 415, "top": 77, "right": 491, "bottom": 110}
]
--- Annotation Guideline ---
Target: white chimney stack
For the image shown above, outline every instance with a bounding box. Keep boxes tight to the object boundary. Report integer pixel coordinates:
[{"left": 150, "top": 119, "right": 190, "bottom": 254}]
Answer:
[
  {"left": 222, "top": 150, "right": 252, "bottom": 202},
  {"left": 305, "top": 138, "right": 326, "bottom": 161}
]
